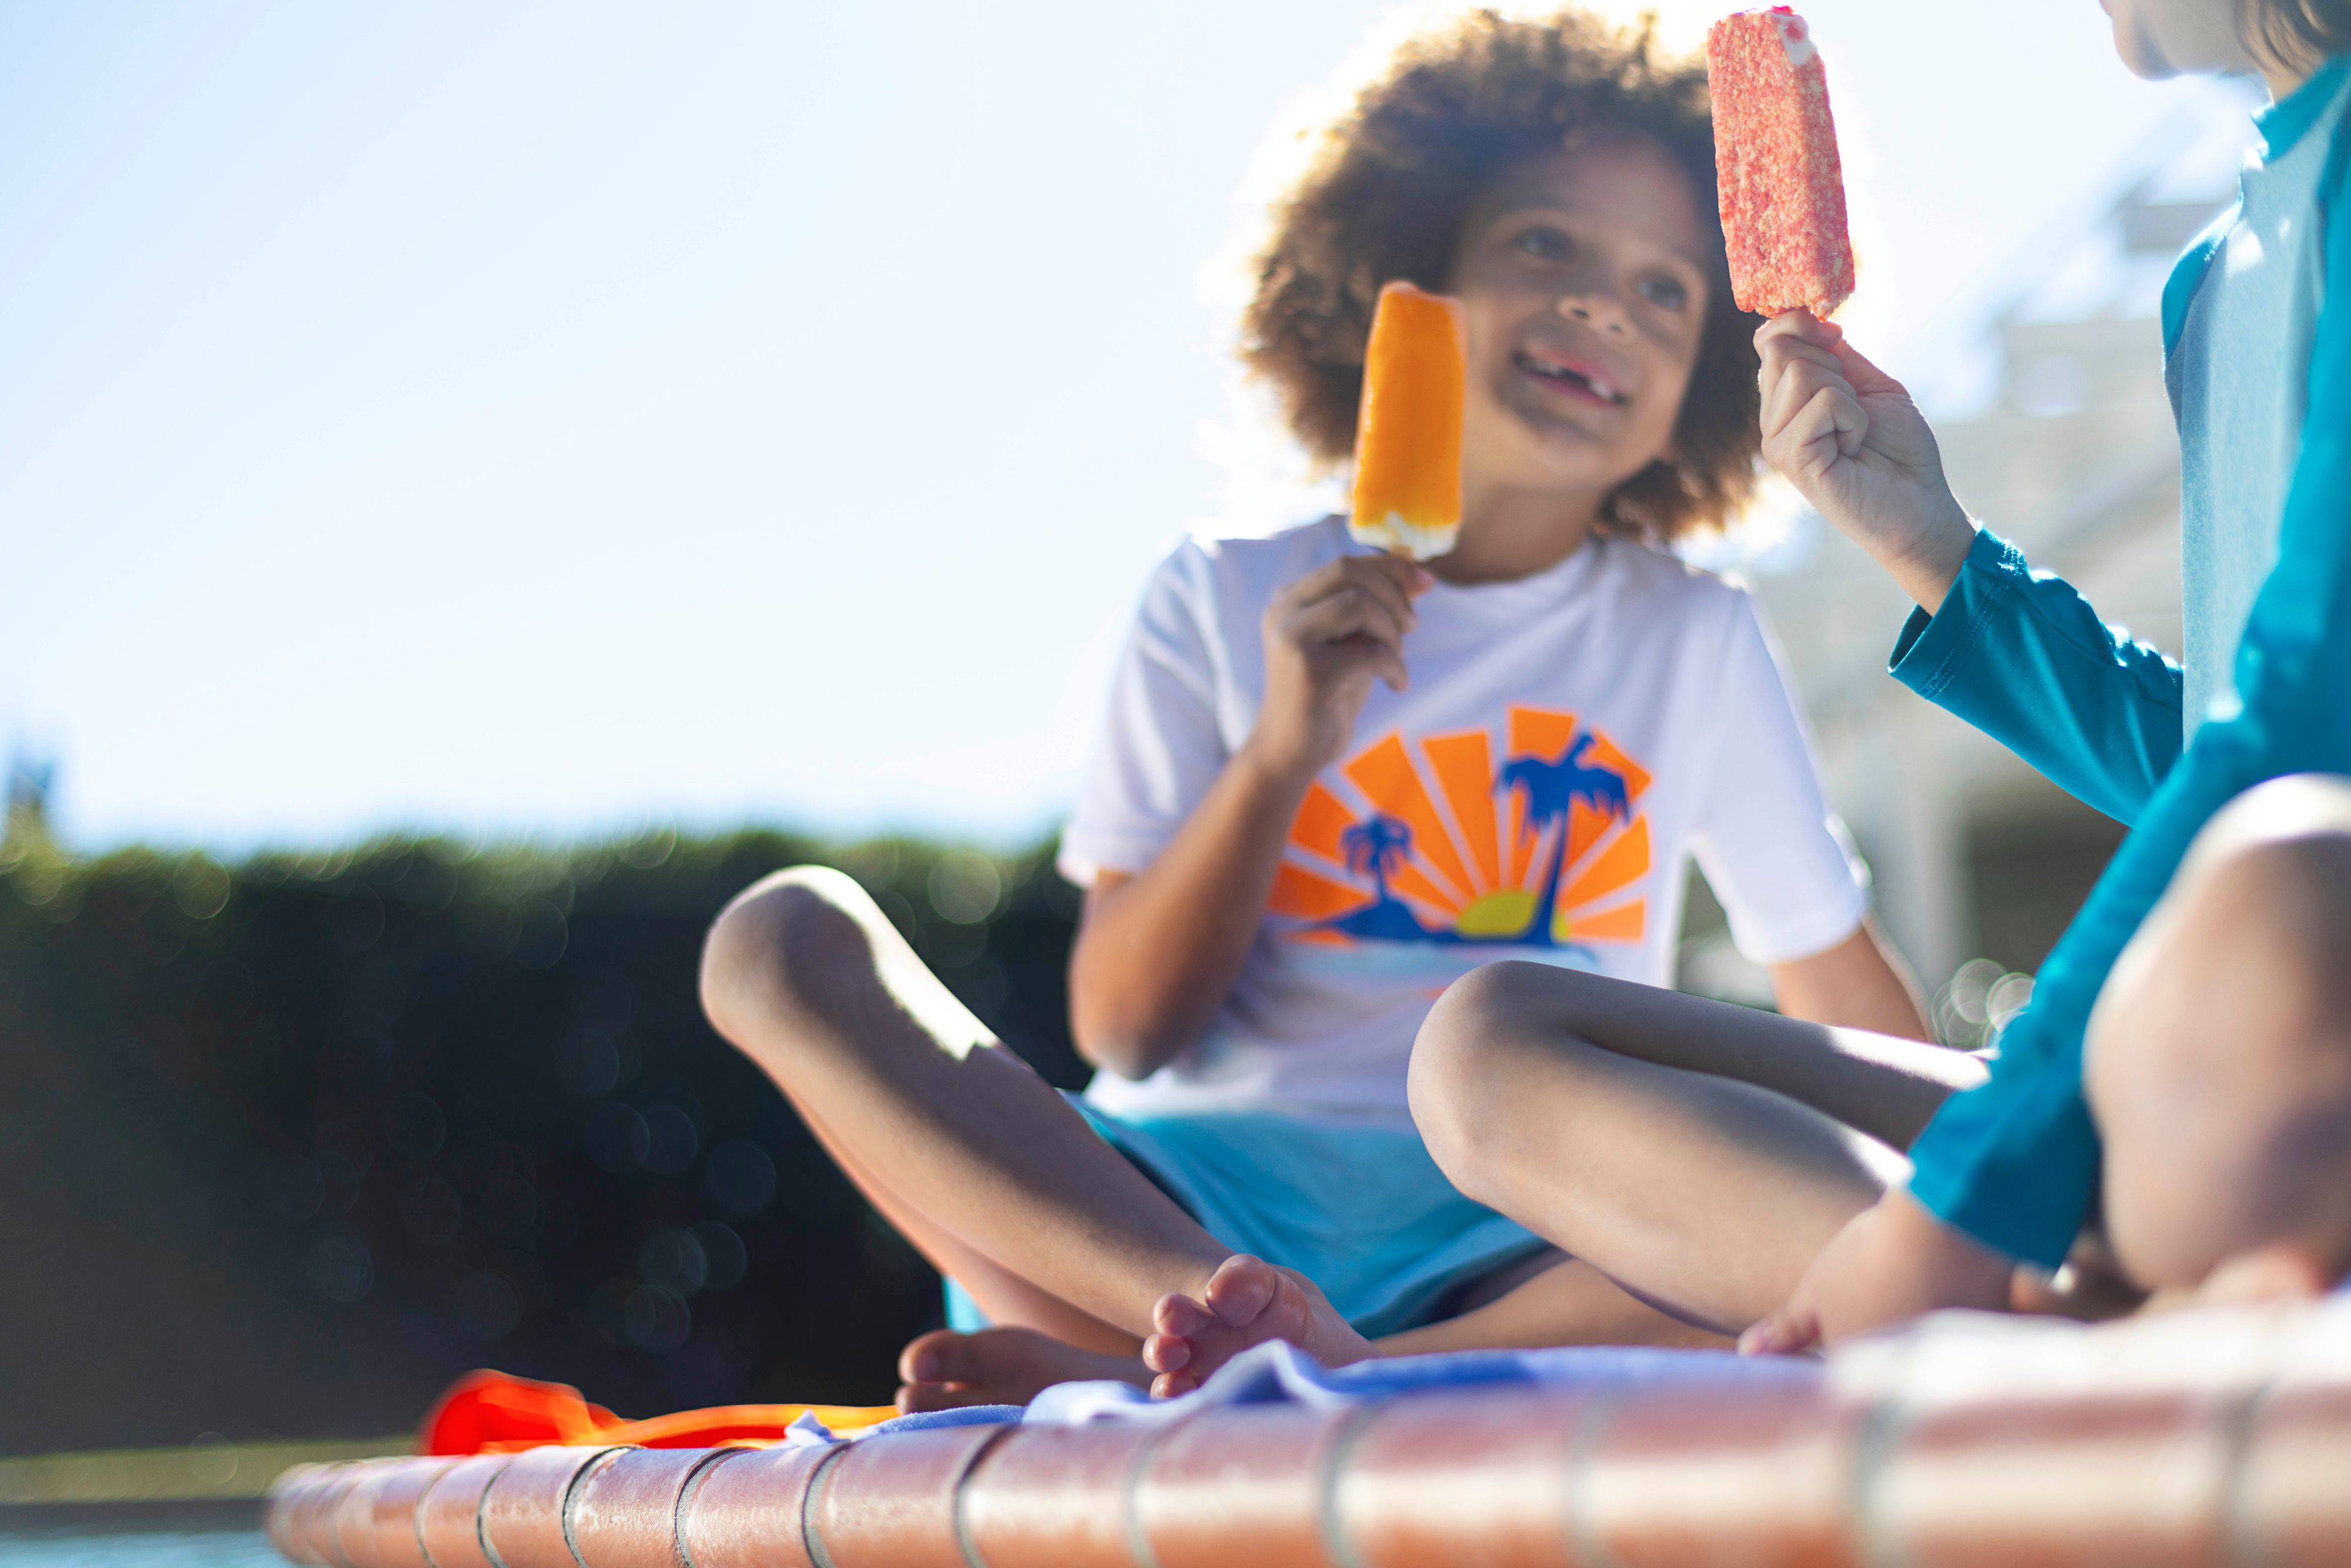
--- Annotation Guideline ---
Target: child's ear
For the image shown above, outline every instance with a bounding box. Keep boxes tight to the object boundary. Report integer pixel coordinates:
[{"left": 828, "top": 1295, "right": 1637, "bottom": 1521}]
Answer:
[{"left": 2193, "top": 1243, "right": 2335, "bottom": 1305}]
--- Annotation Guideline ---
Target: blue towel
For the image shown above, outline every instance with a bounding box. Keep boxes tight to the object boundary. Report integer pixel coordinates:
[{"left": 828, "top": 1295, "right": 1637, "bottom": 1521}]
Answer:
[
  {"left": 789, "top": 1339, "right": 1816, "bottom": 1445},
  {"left": 1023, "top": 1339, "right": 1817, "bottom": 1425}
]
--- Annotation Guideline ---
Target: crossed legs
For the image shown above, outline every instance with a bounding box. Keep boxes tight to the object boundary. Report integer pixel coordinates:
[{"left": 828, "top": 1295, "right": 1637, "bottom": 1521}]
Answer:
[
  {"left": 1409, "top": 961, "right": 1988, "bottom": 1334},
  {"left": 699, "top": 866, "right": 1719, "bottom": 1408},
  {"left": 699, "top": 867, "right": 1243, "bottom": 1348},
  {"left": 1414, "top": 775, "right": 2351, "bottom": 1335}
]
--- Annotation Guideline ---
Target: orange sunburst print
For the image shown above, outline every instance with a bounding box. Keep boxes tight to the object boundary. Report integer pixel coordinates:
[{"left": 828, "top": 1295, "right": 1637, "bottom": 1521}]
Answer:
[{"left": 1267, "top": 706, "right": 1652, "bottom": 951}]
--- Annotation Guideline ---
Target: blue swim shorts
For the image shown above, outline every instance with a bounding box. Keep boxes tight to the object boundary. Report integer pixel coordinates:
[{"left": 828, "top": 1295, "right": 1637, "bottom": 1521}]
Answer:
[{"left": 943, "top": 1098, "right": 1548, "bottom": 1340}]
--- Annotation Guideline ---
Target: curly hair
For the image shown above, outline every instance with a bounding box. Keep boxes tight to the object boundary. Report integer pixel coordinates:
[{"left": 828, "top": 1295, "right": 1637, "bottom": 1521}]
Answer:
[{"left": 1242, "top": 8, "right": 1761, "bottom": 541}]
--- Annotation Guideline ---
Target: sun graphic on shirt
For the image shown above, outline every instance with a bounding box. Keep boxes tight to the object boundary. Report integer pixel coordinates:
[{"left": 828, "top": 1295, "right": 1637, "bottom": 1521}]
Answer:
[{"left": 1268, "top": 705, "right": 1652, "bottom": 950}]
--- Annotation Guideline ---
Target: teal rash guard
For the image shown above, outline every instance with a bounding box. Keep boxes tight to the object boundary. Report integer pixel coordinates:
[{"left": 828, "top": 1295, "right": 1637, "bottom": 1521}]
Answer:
[{"left": 1890, "top": 58, "right": 2351, "bottom": 1268}]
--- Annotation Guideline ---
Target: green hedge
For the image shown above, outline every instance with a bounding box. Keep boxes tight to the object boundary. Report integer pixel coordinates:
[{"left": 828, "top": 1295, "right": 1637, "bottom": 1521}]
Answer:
[{"left": 0, "top": 826, "right": 1083, "bottom": 1453}]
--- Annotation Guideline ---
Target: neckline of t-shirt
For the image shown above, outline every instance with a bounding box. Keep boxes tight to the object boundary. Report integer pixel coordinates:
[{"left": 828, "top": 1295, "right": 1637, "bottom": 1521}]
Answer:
[{"left": 1317, "top": 514, "right": 1610, "bottom": 621}]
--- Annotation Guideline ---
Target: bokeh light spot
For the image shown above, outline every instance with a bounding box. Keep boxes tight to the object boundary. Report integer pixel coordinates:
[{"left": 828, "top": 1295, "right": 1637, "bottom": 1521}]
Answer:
[
  {"left": 638, "top": 1225, "right": 708, "bottom": 1295},
  {"left": 704, "top": 1140, "right": 775, "bottom": 1216},
  {"left": 303, "top": 1237, "right": 373, "bottom": 1304},
  {"left": 557, "top": 1027, "right": 621, "bottom": 1097},
  {"left": 642, "top": 1105, "right": 699, "bottom": 1177},
  {"left": 585, "top": 1103, "right": 651, "bottom": 1174},
  {"left": 399, "top": 1175, "right": 464, "bottom": 1246},
  {"left": 691, "top": 1221, "right": 747, "bottom": 1291},
  {"left": 452, "top": 1271, "right": 523, "bottom": 1341},
  {"left": 927, "top": 851, "right": 1001, "bottom": 924},
  {"left": 387, "top": 1091, "right": 447, "bottom": 1162}
]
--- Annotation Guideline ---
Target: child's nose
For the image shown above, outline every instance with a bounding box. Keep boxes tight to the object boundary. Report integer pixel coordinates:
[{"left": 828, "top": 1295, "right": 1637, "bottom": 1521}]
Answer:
[{"left": 1556, "top": 290, "right": 1632, "bottom": 339}]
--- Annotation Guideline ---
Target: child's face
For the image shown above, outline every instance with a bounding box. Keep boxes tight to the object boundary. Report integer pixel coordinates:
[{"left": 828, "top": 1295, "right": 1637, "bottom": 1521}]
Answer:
[
  {"left": 1443, "top": 136, "right": 1712, "bottom": 515},
  {"left": 2099, "top": 0, "right": 2257, "bottom": 79}
]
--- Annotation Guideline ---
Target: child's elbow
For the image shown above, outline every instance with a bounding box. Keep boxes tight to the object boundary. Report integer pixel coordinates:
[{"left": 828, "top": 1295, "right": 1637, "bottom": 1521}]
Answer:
[
  {"left": 1070, "top": 1011, "right": 1176, "bottom": 1081},
  {"left": 1066, "top": 945, "right": 1193, "bottom": 1079}
]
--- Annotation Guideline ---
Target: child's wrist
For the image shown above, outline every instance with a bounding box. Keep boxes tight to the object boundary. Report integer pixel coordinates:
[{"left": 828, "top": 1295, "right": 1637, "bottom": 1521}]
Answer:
[
  {"left": 1887, "top": 501, "right": 1974, "bottom": 615},
  {"left": 1235, "top": 729, "right": 1329, "bottom": 792}
]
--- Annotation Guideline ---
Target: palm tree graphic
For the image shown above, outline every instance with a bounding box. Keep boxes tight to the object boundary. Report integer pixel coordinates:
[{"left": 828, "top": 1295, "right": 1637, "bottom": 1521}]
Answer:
[
  {"left": 1498, "top": 733, "right": 1630, "bottom": 944},
  {"left": 1340, "top": 813, "right": 1413, "bottom": 905}
]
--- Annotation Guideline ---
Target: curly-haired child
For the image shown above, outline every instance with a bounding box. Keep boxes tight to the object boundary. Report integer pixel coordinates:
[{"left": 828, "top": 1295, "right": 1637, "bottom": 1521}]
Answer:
[{"left": 697, "top": 6, "right": 1965, "bottom": 1407}]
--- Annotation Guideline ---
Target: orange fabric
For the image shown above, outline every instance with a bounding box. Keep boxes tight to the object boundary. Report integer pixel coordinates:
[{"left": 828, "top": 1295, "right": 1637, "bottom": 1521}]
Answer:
[{"left": 417, "top": 1369, "right": 897, "bottom": 1455}]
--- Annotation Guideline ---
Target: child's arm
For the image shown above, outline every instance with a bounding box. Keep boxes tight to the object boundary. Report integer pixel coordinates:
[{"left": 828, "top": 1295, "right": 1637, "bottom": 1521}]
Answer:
[
  {"left": 1751, "top": 130, "right": 2351, "bottom": 1349},
  {"left": 1768, "top": 922, "right": 1928, "bottom": 1039},
  {"left": 1069, "top": 554, "right": 1431, "bottom": 1080},
  {"left": 1758, "top": 315, "right": 2184, "bottom": 825}
]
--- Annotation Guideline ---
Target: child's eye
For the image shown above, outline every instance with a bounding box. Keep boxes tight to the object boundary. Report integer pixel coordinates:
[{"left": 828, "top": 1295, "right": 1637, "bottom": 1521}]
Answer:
[
  {"left": 1513, "top": 227, "right": 1573, "bottom": 263},
  {"left": 1638, "top": 273, "right": 1690, "bottom": 311}
]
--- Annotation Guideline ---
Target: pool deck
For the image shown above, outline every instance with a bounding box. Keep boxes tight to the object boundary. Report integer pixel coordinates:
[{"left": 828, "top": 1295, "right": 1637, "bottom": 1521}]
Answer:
[{"left": 263, "top": 1296, "right": 2351, "bottom": 1568}]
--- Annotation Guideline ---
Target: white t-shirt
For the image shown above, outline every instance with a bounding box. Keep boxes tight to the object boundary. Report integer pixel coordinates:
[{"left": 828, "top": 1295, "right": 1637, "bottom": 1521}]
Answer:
[{"left": 1061, "top": 515, "right": 1866, "bottom": 1125}]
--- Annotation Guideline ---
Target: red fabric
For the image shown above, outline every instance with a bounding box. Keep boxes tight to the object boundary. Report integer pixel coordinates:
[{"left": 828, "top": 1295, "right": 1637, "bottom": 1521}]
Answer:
[{"left": 417, "top": 1369, "right": 895, "bottom": 1455}]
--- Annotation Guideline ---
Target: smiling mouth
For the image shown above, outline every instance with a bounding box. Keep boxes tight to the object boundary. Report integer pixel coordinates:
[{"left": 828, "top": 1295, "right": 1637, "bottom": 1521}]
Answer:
[{"left": 1513, "top": 350, "right": 1629, "bottom": 407}]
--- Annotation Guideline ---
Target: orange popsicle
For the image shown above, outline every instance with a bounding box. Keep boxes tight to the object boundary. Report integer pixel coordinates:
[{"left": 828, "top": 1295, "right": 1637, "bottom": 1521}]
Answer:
[
  {"left": 1707, "top": 8, "right": 1854, "bottom": 317},
  {"left": 1350, "top": 280, "right": 1466, "bottom": 561}
]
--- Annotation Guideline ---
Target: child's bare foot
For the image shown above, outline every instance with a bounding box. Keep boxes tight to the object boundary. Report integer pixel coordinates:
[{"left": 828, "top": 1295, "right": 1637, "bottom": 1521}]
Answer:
[
  {"left": 895, "top": 1325, "right": 1149, "bottom": 1413},
  {"left": 1142, "top": 1254, "right": 1375, "bottom": 1398}
]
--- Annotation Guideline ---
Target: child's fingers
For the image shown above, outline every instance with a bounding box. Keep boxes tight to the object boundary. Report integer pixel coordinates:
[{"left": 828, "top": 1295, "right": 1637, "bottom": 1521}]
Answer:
[
  {"left": 1366, "top": 639, "right": 1410, "bottom": 694},
  {"left": 1764, "top": 380, "right": 1866, "bottom": 479},
  {"left": 1786, "top": 384, "right": 1869, "bottom": 465},
  {"left": 1758, "top": 331, "right": 1846, "bottom": 392},
  {"left": 1285, "top": 556, "right": 1429, "bottom": 625},
  {"left": 1277, "top": 567, "right": 1415, "bottom": 642},
  {"left": 1331, "top": 558, "right": 1423, "bottom": 631},
  {"left": 1364, "top": 551, "right": 1437, "bottom": 597},
  {"left": 1761, "top": 357, "right": 1857, "bottom": 451},
  {"left": 1289, "top": 585, "right": 1411, "bottom": 658},
  {"left": 1755, "top": 309, "right": 1843, "bottom": 353}
]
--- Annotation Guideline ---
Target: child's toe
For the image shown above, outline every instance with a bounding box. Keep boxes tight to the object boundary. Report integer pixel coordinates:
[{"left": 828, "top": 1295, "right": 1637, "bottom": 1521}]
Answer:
[
  {"left": 1150, "top": 1369, "right": 1198, "bottom": 1400},
  {"left": 897, "top": 1328, "right": 965, "bottom": 1385},
  {"left": 1153, "top": 1290, "right": 1212, "bottom": 1338},
  {"left": 1203, "top": 1254, "right": 1279, "bottom": 1325},
  {"left": 1142, "top": 1331, "right": 1193, "bottom": 1374}
]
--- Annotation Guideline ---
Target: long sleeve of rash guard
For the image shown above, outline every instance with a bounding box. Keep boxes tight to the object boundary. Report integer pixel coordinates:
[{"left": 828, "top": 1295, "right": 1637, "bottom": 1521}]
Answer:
[{"left": 1903, "top": 96, "right": 2351, "bottom": 1268}]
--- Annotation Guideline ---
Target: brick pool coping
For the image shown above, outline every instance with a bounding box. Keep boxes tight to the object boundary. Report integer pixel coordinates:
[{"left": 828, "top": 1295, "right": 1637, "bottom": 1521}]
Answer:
[{"left": 266, "top": 1298, "right": 2351, "bottom": 1567}]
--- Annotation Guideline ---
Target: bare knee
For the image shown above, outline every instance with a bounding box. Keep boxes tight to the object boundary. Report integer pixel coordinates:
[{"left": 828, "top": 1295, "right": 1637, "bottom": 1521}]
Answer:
[
  {"left": 2088, "top": 780, "right": 2351, "bottom": 1287},
  {"left": 1411, "top": 961, "right": 1604, "bottom": 1198},
  {"left": 698, "top": 865, "right": 888, "bottom": 1047},
  {"left": 2173, "top": 795, "right": 2351, "bottom": 1025},
  {"left": 2183, "top": 773, "right": 2351, "bottom": 879}
]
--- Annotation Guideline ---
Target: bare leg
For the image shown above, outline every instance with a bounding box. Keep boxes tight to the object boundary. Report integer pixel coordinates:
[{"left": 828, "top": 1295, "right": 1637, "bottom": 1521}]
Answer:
[
  {"left": 2088, "top": 775, "right": 2351, "bottom": 1294},
  {"left": 697, "top": 867, "right": 1369, "bottom": 1367},
  {"left": 1408, "top": 963, "right": 1988, "bottom": 1334},
  {"left": 941, "top": 1245, "right": 1727, "bottom": 1408},
  {"left": 794, "top": 1099, "right": 1140, "bottom": 1353},
  {"left": 793, "top": 1105, "right": 1157, "bottom": 1410},
  {"left": 1375, "top": 1252, "right": 1732, "bottom": 1355}
]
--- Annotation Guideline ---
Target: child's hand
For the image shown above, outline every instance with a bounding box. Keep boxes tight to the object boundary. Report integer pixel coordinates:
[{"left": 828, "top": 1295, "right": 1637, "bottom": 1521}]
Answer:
[
  {"left": 1251, "top": 553, "right": 1433, "bottom": 777},
  {"left": 1757, "top": 313, "right": 1975, "bottom": 613}
]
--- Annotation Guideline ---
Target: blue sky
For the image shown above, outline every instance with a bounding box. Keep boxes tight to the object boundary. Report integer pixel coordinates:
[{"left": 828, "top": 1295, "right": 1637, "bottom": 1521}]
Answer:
[{"left": 1, "top": 1, "right": 2216, "bottom": 852}]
